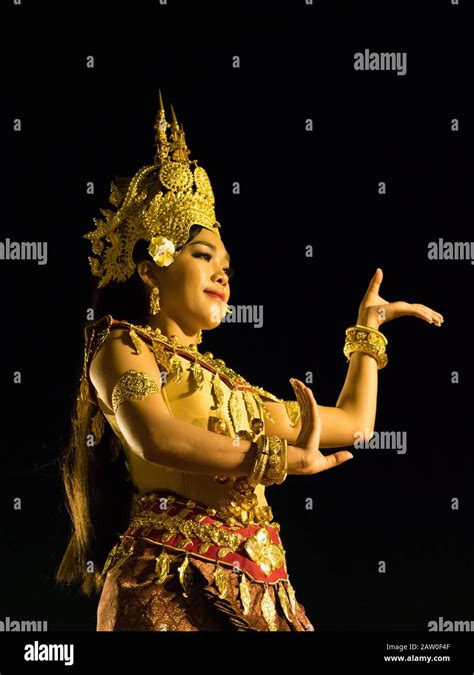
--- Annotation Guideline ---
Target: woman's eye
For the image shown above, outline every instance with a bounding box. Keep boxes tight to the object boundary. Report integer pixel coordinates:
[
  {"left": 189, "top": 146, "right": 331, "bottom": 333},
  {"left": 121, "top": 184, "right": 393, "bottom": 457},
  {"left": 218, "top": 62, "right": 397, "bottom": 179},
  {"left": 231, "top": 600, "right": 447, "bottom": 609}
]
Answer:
[{"left": 194, "top": 253, "right": 234, "bottom": 278}]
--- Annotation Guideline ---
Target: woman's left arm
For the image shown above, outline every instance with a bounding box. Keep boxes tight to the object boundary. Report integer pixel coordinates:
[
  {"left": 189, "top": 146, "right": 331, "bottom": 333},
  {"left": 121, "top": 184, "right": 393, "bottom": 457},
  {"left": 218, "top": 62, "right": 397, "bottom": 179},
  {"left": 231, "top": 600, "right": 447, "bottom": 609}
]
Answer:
[
  {"left": 262, "top": 268, "right": 444, "bottom": 449},
  {"left": 261, "top": 397, "right": 363, "bottom": 448}
]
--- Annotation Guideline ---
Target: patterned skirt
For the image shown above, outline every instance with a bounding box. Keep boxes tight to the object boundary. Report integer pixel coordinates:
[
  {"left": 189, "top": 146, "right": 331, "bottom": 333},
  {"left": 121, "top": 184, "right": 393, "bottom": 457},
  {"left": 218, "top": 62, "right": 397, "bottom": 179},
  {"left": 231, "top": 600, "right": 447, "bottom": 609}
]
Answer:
[{"left": 96, "top": 490, "right": 315, "bottom": 632}]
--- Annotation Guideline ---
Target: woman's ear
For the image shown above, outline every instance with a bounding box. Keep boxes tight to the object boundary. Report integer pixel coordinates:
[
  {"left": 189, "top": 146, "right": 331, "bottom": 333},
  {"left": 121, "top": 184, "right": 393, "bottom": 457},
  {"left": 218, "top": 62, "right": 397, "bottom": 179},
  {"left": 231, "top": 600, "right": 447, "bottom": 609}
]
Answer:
[{"left": 136, "top": 260, "right": 156, "bottom": 289}]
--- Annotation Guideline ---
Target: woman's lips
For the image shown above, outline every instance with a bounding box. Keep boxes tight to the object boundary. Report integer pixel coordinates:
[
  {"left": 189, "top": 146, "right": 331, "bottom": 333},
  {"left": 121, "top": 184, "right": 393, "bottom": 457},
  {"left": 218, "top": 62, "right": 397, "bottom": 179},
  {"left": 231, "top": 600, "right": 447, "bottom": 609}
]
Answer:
[{"left": 204, "top": 291, "right": 225, "bottom": 302}]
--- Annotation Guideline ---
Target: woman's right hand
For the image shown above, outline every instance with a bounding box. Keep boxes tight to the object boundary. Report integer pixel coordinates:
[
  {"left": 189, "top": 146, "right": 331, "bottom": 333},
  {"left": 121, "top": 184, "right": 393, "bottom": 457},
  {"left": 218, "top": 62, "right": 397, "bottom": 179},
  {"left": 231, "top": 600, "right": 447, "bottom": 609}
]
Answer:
[{"left": 290, "top": 378, "right": 354, "bottom": 475}]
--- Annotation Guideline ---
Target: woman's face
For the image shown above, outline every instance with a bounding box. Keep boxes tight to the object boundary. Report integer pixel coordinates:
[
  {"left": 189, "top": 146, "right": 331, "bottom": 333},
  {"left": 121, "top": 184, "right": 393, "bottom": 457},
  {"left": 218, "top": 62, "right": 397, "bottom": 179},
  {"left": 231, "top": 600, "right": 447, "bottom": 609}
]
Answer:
[{"left": 153, "top": 228, "right": 232, "bottom": 332}]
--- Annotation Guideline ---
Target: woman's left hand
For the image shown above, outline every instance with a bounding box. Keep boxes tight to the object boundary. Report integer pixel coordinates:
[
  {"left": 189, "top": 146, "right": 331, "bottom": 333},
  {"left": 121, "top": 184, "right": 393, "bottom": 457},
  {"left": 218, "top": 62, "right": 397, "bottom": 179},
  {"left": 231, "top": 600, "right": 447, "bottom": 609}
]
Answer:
[{"left": 357, "top": 268, "right": 444, "bottom": 330}]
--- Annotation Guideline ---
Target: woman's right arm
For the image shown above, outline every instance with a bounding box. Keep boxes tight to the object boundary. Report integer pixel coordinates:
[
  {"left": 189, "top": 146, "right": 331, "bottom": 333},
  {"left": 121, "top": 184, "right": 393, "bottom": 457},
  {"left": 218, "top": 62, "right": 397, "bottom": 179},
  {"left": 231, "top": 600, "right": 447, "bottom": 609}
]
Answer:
[{"left": 89, "top": 329, "right": 308, "bottom": 478}]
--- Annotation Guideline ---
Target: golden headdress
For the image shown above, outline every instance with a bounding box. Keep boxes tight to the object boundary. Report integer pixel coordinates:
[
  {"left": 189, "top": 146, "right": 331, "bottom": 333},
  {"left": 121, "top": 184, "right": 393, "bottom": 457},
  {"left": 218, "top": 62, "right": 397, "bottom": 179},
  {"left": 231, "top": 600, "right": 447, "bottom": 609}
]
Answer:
[{"left": 83, "top": 91, "right": 222, "bottom": 287}]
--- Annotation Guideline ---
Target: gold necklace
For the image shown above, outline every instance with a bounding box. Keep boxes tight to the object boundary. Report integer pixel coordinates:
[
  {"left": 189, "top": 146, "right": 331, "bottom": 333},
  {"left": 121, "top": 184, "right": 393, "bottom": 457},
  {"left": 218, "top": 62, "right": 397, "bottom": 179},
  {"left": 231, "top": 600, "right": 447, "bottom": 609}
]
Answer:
[{"left": 133, "top": 323, "right": 213, "bottom": 359}]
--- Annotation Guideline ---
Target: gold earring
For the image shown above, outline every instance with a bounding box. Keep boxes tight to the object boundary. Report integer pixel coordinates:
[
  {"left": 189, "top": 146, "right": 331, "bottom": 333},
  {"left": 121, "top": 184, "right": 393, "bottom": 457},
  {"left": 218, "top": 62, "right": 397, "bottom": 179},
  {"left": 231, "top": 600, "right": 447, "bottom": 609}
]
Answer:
[
  {"left": 197, "top": 329, "right": 202, "bottom": 344},
  {"left": 150, "top": 286, "right": 161, "bottom": 315}
]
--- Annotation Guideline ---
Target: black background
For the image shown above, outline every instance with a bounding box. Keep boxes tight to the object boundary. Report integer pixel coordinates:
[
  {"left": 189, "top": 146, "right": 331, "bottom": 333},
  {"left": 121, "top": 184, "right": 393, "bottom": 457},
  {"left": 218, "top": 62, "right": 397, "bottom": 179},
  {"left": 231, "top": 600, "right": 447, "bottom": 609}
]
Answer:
[{"left": 2, "top": 0, "right": 473, "bottom": 642}]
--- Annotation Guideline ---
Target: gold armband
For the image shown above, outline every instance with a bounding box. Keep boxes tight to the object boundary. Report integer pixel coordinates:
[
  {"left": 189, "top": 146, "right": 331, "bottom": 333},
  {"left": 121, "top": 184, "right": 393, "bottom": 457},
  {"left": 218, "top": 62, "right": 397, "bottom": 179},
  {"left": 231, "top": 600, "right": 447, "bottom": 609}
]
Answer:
[
  {"left": 111, "top": 369, "right": 161, "bottom": 414},
  {"left": 284, "top": 400, "right": 301, "bottom": 428}
]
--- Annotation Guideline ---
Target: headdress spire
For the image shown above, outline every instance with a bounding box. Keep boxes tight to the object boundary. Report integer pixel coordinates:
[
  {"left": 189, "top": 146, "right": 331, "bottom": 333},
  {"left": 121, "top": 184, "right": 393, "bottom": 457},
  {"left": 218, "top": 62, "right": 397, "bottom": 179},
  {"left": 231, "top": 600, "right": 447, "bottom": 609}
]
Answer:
[{"left": 83, "top": 90, "right": 221, "bottom": 287}]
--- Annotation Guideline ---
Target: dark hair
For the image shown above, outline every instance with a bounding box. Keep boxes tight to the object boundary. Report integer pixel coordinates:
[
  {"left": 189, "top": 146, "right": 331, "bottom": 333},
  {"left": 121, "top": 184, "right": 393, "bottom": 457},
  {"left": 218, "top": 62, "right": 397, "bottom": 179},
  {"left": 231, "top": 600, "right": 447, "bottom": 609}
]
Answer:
[{"left": 55, "top": 225, "right": 204, "bottom": 596}]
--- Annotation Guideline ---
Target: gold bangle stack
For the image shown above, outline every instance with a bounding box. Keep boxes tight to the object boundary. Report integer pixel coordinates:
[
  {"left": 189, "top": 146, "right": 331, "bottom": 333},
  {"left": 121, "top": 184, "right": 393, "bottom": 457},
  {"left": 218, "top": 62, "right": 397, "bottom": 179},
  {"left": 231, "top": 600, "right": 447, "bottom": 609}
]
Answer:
[
  {"left": 343, "top": 324, "right": 388, "bottom": 369},
  {"left": 248, "top": 434, "right": 288, "bottom": 488}
]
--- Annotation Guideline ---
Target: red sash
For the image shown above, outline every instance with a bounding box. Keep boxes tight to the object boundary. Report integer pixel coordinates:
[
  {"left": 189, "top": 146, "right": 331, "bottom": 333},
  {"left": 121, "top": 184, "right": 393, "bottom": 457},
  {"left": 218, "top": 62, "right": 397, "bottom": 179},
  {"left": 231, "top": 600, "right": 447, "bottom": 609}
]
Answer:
[{"left": 125, "top": 490, "right": 289, "bottom": 584}]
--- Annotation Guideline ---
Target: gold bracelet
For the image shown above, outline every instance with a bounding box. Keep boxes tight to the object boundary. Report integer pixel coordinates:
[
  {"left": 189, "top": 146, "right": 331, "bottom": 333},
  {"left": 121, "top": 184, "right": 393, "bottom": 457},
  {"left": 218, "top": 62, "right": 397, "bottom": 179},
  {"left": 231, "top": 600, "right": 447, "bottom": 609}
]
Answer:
[
  {"left": 247, "top": 435, "right": 270, "bottom": 488},
  {"left": 278, "top": 436, "right": 288, "bottom": 484},
  {"left": 343, "top": 324, "right": 388, "bottom": 369},
  {"left": 261, "top": 436, "right": 288, "bottom": 486}
]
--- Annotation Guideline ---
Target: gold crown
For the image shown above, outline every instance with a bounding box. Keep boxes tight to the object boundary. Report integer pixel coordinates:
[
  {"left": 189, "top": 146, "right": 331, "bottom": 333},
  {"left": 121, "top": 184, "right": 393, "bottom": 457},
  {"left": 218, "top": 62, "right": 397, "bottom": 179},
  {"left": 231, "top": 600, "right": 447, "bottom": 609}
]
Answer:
[{"left": 83, "top": 91, "right": 222, "bottom": 287}]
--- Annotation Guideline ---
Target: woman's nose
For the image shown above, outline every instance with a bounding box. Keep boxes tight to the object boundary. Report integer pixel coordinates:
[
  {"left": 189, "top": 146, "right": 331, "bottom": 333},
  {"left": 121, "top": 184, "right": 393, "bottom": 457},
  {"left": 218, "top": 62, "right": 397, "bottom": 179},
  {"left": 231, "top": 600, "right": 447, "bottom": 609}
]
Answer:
[{"left": 212, "top": 268, "right": 228, "bottom": 283}]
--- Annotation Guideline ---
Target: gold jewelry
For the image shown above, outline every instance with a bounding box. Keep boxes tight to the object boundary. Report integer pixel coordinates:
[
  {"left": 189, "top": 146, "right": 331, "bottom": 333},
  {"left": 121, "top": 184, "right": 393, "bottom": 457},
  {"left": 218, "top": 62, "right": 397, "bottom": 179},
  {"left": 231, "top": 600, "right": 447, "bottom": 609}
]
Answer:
[
  {"left": 247, "top": 435, "right": 270, "bottom": 488},
  {"left": 132, "top": 322, "right": 202, "bottom": 353},
  {"left": 278, "top": 437, "right": 288, "bottom": 484},
  {"left": 247, "top": 435, "right": 287, "bottom": 488},
  {"left": 83, "top": 90, "right": 222, "bottom": 288},
  {"left": 343, "top": 324, "right": 388, "bottom": 369},
  {"left": 150, "top": 286, "right": 161, "bottom": 315},
  {"left": 130, "top": 506, "right": 245, "bottom": 554},
  {"left": 260, "top": 436, "right": 288, "bottom": 486},
  {"left": 196, "top": 329, "right": 202, "bottom": 344},
  {"left": 283, "top": 400, "right": 301, "bottom": 428},
  {"left": 216, "top": 474, "right": 274, "bottom": 528},
  {"left": 111, "top": 369, "right": 161, "bottom": 414}
]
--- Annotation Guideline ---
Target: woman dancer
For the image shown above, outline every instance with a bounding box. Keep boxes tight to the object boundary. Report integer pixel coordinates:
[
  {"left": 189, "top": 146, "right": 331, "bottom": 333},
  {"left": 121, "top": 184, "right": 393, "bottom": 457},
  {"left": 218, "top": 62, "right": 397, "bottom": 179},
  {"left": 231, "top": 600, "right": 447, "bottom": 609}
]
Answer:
[{"left": 56, "top": 93, "right": 444, "bottom": 631}]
